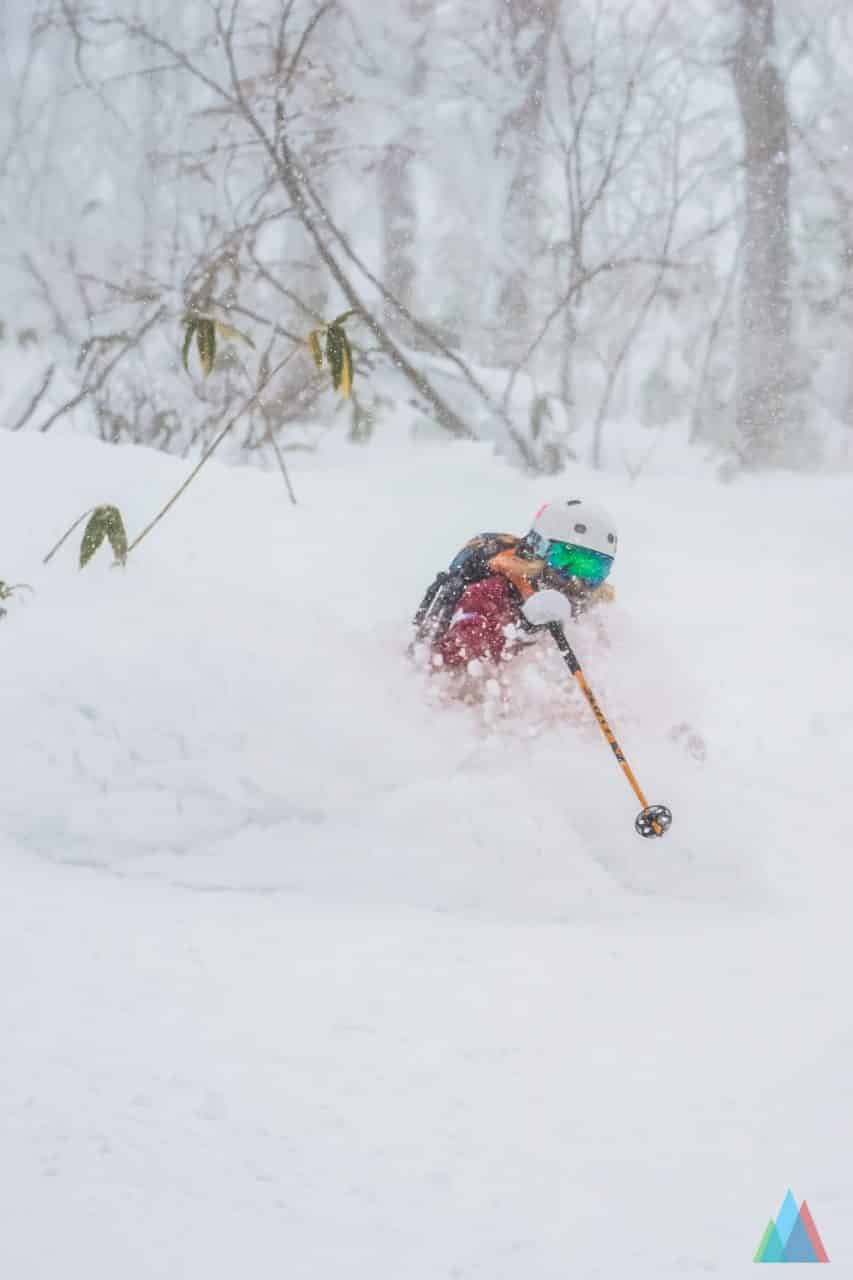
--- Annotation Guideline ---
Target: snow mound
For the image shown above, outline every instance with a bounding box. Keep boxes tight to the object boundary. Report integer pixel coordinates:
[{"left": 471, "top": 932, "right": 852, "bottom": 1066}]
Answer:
[{"left": 2, "top": 430, "right": 851, "bottom": 920}]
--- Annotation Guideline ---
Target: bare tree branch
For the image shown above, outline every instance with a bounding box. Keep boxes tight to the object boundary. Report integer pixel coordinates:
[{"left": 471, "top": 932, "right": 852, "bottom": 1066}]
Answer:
[
  {"left": 37, "top": 305, "right": 166, "bottom": 434},
  {"left": 10, "top": 364, "right": 56, "bottom": 432}
]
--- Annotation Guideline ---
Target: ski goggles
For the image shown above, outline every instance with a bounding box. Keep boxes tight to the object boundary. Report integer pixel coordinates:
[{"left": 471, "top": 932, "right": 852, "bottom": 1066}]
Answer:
[{"left": 545, "top": 540, "right": 613, "bottom": 587}]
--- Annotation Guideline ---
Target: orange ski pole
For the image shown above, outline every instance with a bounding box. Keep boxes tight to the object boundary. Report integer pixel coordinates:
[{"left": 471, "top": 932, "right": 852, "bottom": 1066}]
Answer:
[{"left": 548, "top": 622, "right": 672, "bottom": 838}]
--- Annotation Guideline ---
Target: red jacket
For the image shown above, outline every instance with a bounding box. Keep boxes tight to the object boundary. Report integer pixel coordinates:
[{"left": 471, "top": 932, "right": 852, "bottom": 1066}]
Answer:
[{"left": 436, "top": 575, "right": 521, "bottom": 669}]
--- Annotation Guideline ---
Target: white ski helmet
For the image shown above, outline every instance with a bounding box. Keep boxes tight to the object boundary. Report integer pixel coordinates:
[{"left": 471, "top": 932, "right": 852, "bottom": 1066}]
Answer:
[{"left": 529, "top": 498, "right": 618, "bottom": 557}]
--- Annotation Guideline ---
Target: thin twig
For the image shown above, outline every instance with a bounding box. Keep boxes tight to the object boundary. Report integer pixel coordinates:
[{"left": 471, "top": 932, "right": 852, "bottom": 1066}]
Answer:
[
  {"left": 22, "top": 253, "right": 73, "bottom": 343},
  {"left": 43, "top": 508, "right": 95, "bottom": 566},
  {"left": 37, "top": 305, "right": 166, "bottom": 434},
  {"left": 10, "top": 364, "right": 56, "bottom": 432},
  {"left": 264, "top": 418, "right": 298, "bottom": 505},
  {"left": 284, "top": 1, "right": 335, "bottom": 92},
  {"left": 126, "top": 346, "right": 299, "bottom": 556}
]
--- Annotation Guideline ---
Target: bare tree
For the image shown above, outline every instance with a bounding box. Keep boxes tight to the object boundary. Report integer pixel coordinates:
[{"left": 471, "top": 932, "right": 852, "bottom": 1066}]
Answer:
[{"left": 8, "top": 0, "right": 836, "bottom": 472}]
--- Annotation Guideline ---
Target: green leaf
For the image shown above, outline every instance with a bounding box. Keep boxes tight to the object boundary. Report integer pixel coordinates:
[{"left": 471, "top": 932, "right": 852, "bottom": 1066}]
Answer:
[
  {"left": 307, "top": 329, "right": 324, "bottom": 370},
  {"left": 104, "top": 506, "right": 128, "bottom": 565},
  {"left": 80, "top": 505, "right": 128, "bottom": 569},
  {"left": 80, "top": 511, "right": 108, "bottom": 568},
  {"left": 196, "top": 319, "right": 216, "bottom": 377},
  {"left": 183, "top": 316, "right": 251, "bottom": 375},
  {"left": 325, "top": 324, "right": 353, "bottom": 398},
  {"left": 325, "top": 325, "right": 343, "bottom": 392},
  {"left": 181, "top": 319, "right": 196, "bottom": 374},
  {"left": 331, "top": 309, "right": 358, "bottom": 328}
]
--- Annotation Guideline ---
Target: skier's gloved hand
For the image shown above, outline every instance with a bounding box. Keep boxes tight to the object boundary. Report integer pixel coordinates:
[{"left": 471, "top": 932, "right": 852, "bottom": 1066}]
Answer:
[{"left": 522, "top": 588, "right": 574, "bottom": 630}]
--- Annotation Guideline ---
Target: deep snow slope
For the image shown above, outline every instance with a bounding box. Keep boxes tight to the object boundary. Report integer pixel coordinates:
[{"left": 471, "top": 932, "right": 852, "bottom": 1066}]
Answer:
[{"left": 1, "top": 428, "right": 852, "bottom": 1276}]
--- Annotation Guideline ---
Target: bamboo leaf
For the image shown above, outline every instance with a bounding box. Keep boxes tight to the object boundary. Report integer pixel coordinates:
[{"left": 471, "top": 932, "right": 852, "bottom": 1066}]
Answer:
[
  {"left": 80, "top": 509, "right": 109, "bottom": 568},
  {"left": 307, "top": 329, "right": 324, "bottom": 370},
  {"left": 213, "top": 320, "right": 255, "bottom": 349},
  {"left": 325, "top": 324, "right": 343, "bottom": 392},
  {"left": 104, "top": 506, "right": 128, "bottom": 566},
  {"left": 196, "top": 319, "right": 216, "bottom": 377},
  {"left": 339, "top": 327, "right": 353, "bottom": 398},
  {"left": 326, "top": 324, "right": 353, "bottom": 396},
  {"left": 181, "top": 319, "right": 196, "bottom": 374},
  {"left": 80, "top": 506, "right": 127, "bottom": 569}
]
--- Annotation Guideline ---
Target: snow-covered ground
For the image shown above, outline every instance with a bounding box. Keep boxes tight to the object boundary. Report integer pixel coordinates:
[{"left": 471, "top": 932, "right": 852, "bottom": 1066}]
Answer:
[{"left": 1, "top": 428, "right": 852, "bottom": 1275}]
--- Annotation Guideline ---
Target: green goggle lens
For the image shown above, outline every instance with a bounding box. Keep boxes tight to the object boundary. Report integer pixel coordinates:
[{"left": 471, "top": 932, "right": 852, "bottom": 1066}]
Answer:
[{"left": 546, "top": 541, "right": 613, "bottom": 586}]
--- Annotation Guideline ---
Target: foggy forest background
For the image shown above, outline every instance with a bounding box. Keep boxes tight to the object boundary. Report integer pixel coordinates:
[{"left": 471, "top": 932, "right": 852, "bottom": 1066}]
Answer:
[{"left": 2, "top": 0, "right": 853, "bottom": 476}]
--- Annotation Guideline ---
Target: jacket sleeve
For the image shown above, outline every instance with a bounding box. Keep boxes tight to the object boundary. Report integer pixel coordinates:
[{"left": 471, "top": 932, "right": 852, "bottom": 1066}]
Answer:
[{"left": 435, "top": 576, "right": 518, "bottom": 669}]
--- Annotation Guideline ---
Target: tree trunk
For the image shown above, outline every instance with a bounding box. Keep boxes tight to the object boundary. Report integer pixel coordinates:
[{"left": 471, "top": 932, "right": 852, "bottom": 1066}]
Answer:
[
  {"left": 497, "top": 0, "right": 557, "bottom": 363},
  {"left": 730, "top": 0, "right": 801, "bottom": 465}
]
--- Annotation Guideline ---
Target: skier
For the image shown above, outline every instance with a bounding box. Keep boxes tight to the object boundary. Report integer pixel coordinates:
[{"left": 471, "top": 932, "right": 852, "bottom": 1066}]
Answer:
[{"left": 411, "top": 498, "right": 618, "bottom": 673}]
